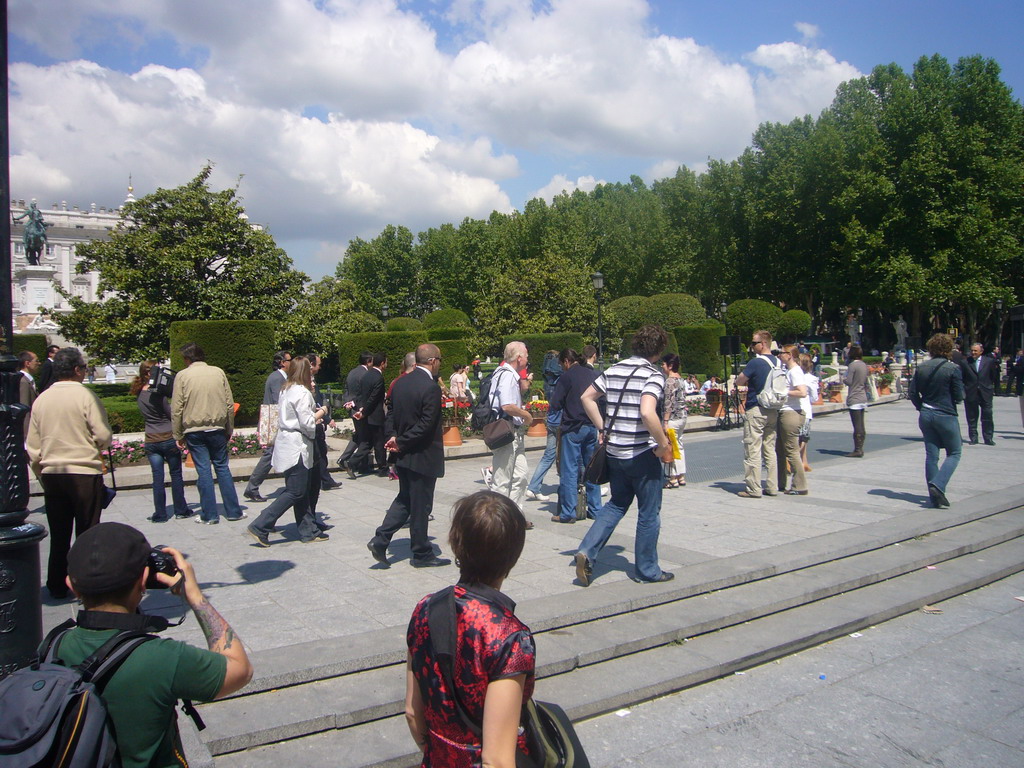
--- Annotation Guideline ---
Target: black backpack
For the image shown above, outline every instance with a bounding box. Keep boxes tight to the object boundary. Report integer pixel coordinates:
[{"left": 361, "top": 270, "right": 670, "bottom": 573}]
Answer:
[
  {"left": 469, "top": 368, "right": 514, "bottom": 432},
  {"left": 0, "top": 621, "right": 158, "bottom": 768}
]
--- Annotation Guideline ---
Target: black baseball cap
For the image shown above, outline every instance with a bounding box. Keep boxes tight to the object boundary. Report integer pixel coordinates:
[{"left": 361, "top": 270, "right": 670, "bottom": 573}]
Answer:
[{"left": 67, "top": 522, "right": 151, "bottom": 594}]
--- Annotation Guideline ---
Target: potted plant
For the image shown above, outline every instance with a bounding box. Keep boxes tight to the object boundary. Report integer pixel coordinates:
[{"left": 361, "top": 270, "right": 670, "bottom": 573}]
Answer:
[
  {"left": 526, "top": 400, "right": 549, "bottom": 436},
  {"left": 877, "top": 371, "right": 895, "bottom": 395},
  {"left": 441, "top": 397, "right": 465, "bottom": 446}
]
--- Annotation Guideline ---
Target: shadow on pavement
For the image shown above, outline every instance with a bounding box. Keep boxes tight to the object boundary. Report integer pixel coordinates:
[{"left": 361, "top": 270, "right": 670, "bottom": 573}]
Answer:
[
  {"left": 236, "top": 560, "right": 296, "bottom": 584},
  {"left": 867, "top": 488, "right": 930, "bottom": 506}
]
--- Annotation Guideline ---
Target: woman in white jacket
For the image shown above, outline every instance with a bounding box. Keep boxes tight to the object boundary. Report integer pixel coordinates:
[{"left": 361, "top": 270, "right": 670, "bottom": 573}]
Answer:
[{"left": 247, "top": 357, "right": 329, "bottom": 546}]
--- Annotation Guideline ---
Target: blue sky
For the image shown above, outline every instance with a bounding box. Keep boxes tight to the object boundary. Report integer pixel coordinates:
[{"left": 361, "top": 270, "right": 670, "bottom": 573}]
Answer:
[{"left": 8, "top": 0, "right": 1022, "bottom": 279}]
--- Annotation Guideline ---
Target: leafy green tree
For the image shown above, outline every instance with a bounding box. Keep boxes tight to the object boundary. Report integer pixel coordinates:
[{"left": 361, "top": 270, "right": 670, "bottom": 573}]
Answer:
[
  {"left": 337, "top": 225, "right": 420, "bottom": 317},
  {"left": 776, "top": 309, "right": 813, "bottom": 341},
  {"left": 640, "top": 293, "right": 707, "bottom": 331},
  {"left": 606, "top": 295, "right": 648, "bottom": 336},
  {"left": 725, "top": 299, "right": 783, "bottom": 343},
  {"left": 279, "top": 276, "right": 382, "bottom": 355},
  {"left": 55, "top": 166, "right": 305, "bottom": 361}
]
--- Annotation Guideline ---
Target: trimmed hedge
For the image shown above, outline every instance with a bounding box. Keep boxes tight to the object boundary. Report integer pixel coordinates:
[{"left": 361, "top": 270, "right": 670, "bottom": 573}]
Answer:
[
  {"left": 86, "top": 383, "right": 131, "bottom": 398},
  {"left": 675, "top": 320, "right": 725, "bottom": 378},
  {"left": 500, "top": 333, "right": 585, "bottom": 373},
  {"left": 13, "top": 334, "right": 48, "bottom": 358},
  {"left": 169, "top": 320, "right": 276, "bottom": 427},
  {"left": 619, "top": 329, "right": 678, "bottom": 358},
  {"left": 338, "top": 331, "right": 428, "bottom": 388},
  {"left": 386, "top": 317, "right": 423, "bottom": 332},
  {"left": 641, "top": 293, "right": 707, "bottom": 329},
  {"left": 434, "top": 339, "right": 470, "bottom": 369},
  {"left": 427, "top": 327, "right": 472, "bottom": 341},
  {"left": 606, "top": 295, "right": 648, "bottom": 336},
  {"left": 422, "top": 308, "right": 472, "bottom": 329},
  {"left": 724, "top": 299, "right": 783, "bottom": 344},
  {"left": 776, "top": 309, "right": 813, "bottom": 341},
  {"left": 101, "top": 395, "right": 146, "bottom": 433}
]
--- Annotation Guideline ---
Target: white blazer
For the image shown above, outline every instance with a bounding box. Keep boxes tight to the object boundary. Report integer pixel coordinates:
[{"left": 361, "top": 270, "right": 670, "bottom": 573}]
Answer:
[{"left": 271, "top": 384, "right": 317, "bottom": 472}]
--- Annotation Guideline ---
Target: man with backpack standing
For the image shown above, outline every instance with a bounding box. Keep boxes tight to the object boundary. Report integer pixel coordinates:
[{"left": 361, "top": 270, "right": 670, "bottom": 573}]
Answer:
[
  {"left": 23, "top": 522, "right": 253, "bottom": 767},
  {"left": 735, "top": 329, "right": 785, "bottom": 498}
]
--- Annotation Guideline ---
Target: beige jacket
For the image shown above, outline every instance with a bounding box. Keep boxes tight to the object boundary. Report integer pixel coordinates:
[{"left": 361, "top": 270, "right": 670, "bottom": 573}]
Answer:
[
  {"left": 171, "top": 361, "right": 235, "bottom": 440},
  {"left": 26, "top": 381, "right": 112, "bottom": 476}
]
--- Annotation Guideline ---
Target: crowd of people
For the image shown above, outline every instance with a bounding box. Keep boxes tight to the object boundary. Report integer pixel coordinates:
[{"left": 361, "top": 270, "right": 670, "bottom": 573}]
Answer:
[{"left": 14, "top": 327, "right": 1017, "bottom": 766}]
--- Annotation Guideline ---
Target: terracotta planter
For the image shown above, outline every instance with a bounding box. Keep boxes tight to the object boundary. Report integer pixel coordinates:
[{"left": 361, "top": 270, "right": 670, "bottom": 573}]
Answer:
[
  {"left": 526, "top": 420, "right": 547, "bottom": 437},
  {"left": 709, "top": 402, "right": 725, "bottom": 418},
  {"left": 814, "top": 396, "right": 824, "bottom": 406},
  {"left": 442, "top": 426, "right": 463, "bottom": 446},
  {"left": 878, "top": 386, "right": 891, "bottom": 395},
  {"left": 829, "top": 392, "right": 844, "bottom": 403}
]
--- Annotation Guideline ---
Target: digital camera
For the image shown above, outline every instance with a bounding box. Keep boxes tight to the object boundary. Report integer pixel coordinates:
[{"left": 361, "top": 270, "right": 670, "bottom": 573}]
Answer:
[{"left": 146, "top": 547, "right": 180, "bottom": 589}]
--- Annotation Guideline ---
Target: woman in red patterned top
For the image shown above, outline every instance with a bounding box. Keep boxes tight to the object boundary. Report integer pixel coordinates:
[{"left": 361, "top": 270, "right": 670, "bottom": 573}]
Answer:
[{"left": 406, "top": 491, "right": 534, "bottom": 768}]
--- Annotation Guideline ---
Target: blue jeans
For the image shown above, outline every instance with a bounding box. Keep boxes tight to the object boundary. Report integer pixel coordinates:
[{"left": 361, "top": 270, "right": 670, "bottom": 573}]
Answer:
[
  {"left": 577, "top": 448, "right": 665, "bottom": 582},
  {"left": 919, "top": 408, "right": 962, "bottom": 493},
  {"left": 145, "top": 439, "right": 190, "bottom": 520},
  {"left": 185, "top": 430, "right": 242, "bottom": 521},
  {"left": 558, "top": 426, "right": 601, "bottom": 521},
  {"left": 249, "top": 461, "right": 320, "bottom": 541},
  {"left": 527, "top": 424, "right": 558, "bottom": 494}
]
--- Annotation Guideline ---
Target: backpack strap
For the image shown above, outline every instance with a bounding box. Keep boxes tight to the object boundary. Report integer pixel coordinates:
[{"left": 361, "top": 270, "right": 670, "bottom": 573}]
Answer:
[
  {"left": 37, "top": 618, "right": 78, "bottom": 663},
  {"left": 425, "top": 586, "right": 484, "bottom": 739}
]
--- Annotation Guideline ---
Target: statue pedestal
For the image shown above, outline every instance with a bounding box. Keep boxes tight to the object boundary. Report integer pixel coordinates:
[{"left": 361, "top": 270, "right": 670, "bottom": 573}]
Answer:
[
  {"left": 13, "top": 265, "right": 58, "bottom": 317},
  {"left": 831, "top": 352, "right": 839, "bottom": 368},
  {"left": 896, "top": 352, "right": 906, "bottom": 365}
]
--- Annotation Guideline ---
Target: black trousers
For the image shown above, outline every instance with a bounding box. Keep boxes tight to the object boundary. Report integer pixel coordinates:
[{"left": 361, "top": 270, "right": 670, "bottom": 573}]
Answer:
[
  {"left": 41, "top": 473, "right": 104, "bottom": 595},
  {"left": 350, "top": 422, "right": 385, "bottom": 474},
  {"left": 965, "top": 395, "right": 994, "bottom": 442},
  {"left": 370, "top": 466, "right": 436, "bottom": 561},
  {"left": 315, "top": 423, "right": 333, "bottom": 487}
]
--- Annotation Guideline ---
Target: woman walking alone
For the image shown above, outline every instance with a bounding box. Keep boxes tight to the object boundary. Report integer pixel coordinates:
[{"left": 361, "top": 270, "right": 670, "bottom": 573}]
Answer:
[
  {"left": 844, "top": 345, "right": 869, "bottom": 457},
  {"left": 661, "top": 353, "right": 687, "bottom": 488}
]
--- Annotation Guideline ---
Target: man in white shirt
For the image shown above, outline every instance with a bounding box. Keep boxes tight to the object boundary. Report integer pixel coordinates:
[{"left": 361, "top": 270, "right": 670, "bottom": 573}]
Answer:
[
  {"left": 18, "top": 350, "right": 40, "bottom": 407},
  {"left": 489, "top": 341, "right": 535, "bottom": 522}
]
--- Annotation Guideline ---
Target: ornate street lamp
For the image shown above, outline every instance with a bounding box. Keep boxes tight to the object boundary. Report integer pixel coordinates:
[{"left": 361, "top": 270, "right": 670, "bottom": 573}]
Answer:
[
  {"left": 591, "top": 273, "right": 605, "bottom": 370},
  {"left": 381, "top": 305, "right": 389, "bottom": 325}
]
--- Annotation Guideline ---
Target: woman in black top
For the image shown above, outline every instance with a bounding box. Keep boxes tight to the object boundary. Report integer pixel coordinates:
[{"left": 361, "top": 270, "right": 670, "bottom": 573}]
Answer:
[
  {"left": 133, "top": 361, "right": 191, "bottom": 522},
  {"left": 909, "top": 334, "right": 965, "bottom": 508}
]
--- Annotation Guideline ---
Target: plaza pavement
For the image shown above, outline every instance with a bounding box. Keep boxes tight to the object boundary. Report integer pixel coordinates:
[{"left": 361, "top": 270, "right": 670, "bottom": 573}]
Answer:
[{"left": 33, "top": 395, "right": 1023, "bottom": 766}]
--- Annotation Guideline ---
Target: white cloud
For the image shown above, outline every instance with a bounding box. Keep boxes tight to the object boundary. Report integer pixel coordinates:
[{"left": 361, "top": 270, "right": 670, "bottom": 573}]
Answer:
[
  {"left": 794, "top": 22, "right": 820, "bottom": 43},
  {"left": 746, "top": 43, "right": 861, "bottom": 123},
  {"left": 530, "top": 174, "right": 603, "bottom": 203}
]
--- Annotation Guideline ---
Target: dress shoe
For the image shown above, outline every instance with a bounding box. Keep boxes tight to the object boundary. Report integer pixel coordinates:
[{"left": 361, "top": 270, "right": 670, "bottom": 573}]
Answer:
[
  {"left": 411, "top": 555, "right": 451, "bottom": 568},
  {"left": 346, "top": 465, "right": 358, "bottom": 480},
  {"left": 246, "top": 526, "right": 270, "bottom": 547},
  {"left": 636, "top": 571, "right": 675, "bottom": 584},
  {"left": 321, "top": 481, "right": 343, "bottom": 491},
  {"left": 147, "top": 516, "right": 170, "bottom": 523},
  {"left": 763, "top": 490, "right": 778, "bottom": 497},
  {"left": 575, "top": 552, "right": 592, "bottom": 587},
  {"left": 336, "top": 459, "right": 348, "bottom": 471},
  {"left": 243, "top": 490, "right": 267, "bottom": 503},
  {"left": 302, "top": 533, "right": 330, "bottom": 543},
  {"left": 367, "top": 541, "right": 389, "bottom": 567},
  {"left": 225, "top": 513, "right": 248, "bottom": 522},
  {"left": 984, "top": 440, "right": 996, "bottom": 446},
  {"left": 968, "top": 439, "right": 979, "bottom": 445},
  {"left": 550, "top": 515, "right": 575, "bottom": 524},
  {"left": 844, "top": 450, "right": 864, "bottom": 457}
]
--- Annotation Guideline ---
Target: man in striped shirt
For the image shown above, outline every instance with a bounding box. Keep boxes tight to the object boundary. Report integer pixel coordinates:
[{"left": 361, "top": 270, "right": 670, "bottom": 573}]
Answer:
[{"left": 575, "top": 325, "right": 674, "bottom": 586}]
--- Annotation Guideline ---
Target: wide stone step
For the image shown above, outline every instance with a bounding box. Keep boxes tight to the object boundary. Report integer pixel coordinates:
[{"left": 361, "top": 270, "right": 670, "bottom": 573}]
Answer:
[
  {"left": 199, "top": 508, "right": 1024, "bottom": 758},
  {"left": 212, "top": 535, "right": 1024, "bottom": 768}
]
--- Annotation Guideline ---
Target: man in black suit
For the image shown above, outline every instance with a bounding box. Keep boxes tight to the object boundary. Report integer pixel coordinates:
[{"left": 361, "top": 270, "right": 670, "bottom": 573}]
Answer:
[
  {"left": 337, "top": 351, "right": 372, "bottom": 471},
  {"left": 348, "top": 351, "right": 387, "bottom": 477},
  {"left": 36, "top": 344, "right": 59, "bottom": 394},
  {"left": 962, "top": 343, "right": 999, "bottom": 445},
  {"left": 367, "top": 344, "right": 450, "bottom": 568}
]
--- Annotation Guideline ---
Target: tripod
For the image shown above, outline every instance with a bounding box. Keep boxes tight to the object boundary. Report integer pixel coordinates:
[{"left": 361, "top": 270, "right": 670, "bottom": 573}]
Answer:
[{"left": 717, "top": 354, "right": 737, "bottom": 430}]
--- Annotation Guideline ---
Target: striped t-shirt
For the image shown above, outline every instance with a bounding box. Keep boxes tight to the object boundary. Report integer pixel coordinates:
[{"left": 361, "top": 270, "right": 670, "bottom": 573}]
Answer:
[{"left": 592, "top": 357, "right": 666, "bottom": 459}]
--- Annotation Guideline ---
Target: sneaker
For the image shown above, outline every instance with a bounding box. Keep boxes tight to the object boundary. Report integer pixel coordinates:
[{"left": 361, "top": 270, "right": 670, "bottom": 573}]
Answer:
[
  {"left": 480, "top": 467, "right": 493, "bottom": 488},
  {"left": 636, "top": 572, "right": 675, "bottom": 584},
  {"left": 225, "top": 513, "right": 248, "bottom": 521},
  {"left": 194, "top": 516, "right": 219, "bottom": 525},
  {"left": 525, "top": 490, "right": 551, "bottom": 502},
  {"left": 574, "top": 552, "right": 592, "bottom": 587},
  {"left": 173, "top": 512, "right": 194, "bottom": 519},
  {"left": 246, "top": 525, "right": 270, "bottom": 547}
]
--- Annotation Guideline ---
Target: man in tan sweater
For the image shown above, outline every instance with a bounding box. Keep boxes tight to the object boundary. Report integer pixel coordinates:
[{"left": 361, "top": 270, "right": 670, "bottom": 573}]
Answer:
[
  {"left": 26, "top": 347, "right": 113, "bottom": 599},
  {"left": 171, "top": 343, "right": 245, "bottom": 524}
]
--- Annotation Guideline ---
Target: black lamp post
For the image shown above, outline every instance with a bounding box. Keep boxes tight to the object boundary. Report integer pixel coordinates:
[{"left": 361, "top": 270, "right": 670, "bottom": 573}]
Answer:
[
  {"left": 381, "top": 305, "right": 389, "bottom": 326},
  {"left": 995, "top": 298, "right": 1005, "bottom": 352},
  {"left": 591, "top": 272, "right": 605, "bottom": 370},
  {"left": 857, "top": 307, "right": 864, "bottom": 346}
]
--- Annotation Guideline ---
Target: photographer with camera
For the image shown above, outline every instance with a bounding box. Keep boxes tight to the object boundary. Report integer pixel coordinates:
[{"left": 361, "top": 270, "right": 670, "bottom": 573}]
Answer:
[{"left": 51, "top": 522, "right": 253, "bottom": 768}]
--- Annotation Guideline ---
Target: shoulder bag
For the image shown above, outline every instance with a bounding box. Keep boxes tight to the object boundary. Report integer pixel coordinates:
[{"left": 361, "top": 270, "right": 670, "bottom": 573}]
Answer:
[{"left": 585, "top": 364, "right": 645, "bottom": 485}]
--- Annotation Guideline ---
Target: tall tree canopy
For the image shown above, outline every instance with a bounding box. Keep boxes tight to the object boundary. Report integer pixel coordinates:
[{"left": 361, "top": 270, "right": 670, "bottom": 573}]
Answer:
[{"left": 56, "top": 166, "right": 305, "bottom": 361}]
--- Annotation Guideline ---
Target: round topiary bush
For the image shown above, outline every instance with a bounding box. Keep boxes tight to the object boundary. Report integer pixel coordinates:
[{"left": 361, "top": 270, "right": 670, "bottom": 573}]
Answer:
[
  {"left": 606, "top": 295, "right": 648, "bottom": 336},
  {"left": 386, "top": 317, "right": 423, "bottom": 332},
  {"left": 422, "top": 308, "right": 472, "bottom": 329},
  {"left": 675, "top": 320, "right": 725, "bottom": 378},
  {"left": 776, "top": 309, "right": 813, "bottom": 342},
  {"left": 724, "top": 300, "right": 783, "bottom": 344},
  {"left": 640, "top": 293, "right": 707, "bottom": 331}
]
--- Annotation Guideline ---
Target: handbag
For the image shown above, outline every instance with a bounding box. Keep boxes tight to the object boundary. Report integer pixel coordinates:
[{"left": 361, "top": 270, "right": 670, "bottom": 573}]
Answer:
[
  {"left": 483, "top": 418, "right": 515, "bottom": 450},
  {"left": 584, "top": 364, "right": 645, "bottom": 486},
  {"left": 102, "top": 451, "right": 117, "bottom": 509},
  {"left": 425, "top": 585, "right": 590, "bottom": 768},
  {"left": 256, "top": 403, "right": 280, "bottom": 446}
]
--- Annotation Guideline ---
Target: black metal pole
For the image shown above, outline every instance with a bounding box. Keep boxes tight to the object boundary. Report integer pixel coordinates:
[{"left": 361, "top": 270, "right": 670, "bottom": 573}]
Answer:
[
  {"left": 596, "top": 291, "right": 604, "bottom": 372},
  {"left": 1, "top": 0, "right": 12, "bottom": 355}
]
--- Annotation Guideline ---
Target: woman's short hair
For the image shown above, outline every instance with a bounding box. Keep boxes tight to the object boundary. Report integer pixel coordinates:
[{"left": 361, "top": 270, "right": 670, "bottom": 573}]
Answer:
[
  {"left": 449, "top": 492, "right": 527, "bottom": 585},
  {"left": 661, "top": 353, "right": 680, "bottom": 372},
  {"left": 848, "top": 345, "right": 863, "bottom": 360},
  {"left": 926, "top": 333, "right": 954, "bottom": 358}
]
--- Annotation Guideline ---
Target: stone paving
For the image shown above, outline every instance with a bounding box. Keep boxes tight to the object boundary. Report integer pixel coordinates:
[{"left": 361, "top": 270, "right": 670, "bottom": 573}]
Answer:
[{"left": 37, "top": 396, "right": 1023, "bottom": 655}]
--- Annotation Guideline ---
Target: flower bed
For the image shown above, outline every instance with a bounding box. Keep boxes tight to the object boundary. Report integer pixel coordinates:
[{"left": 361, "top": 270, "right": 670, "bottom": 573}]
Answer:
[{"left": 103, "top": 433, "right": 265, "bottom": 466}]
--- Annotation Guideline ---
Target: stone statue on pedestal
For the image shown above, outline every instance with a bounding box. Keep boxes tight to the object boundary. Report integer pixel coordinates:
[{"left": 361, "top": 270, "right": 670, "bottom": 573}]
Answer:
[{"left": 892, "top": 315, "right": 908, "bottom": 350}]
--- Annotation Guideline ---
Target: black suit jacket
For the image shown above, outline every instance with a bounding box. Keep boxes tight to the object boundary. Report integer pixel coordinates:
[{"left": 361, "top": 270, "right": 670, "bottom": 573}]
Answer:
[
  {"left": 386, "top": 368, "right": 444, "bottom": 478},
  {"left": 36, "top": 359, "right": 54, "bottom": 394},
  {"left": 961, "top": 355, "right": 998, "bottom": 401},
  {"left": 359, "top": 367, "right": 386, "bottom": 426}
]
